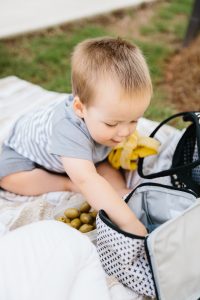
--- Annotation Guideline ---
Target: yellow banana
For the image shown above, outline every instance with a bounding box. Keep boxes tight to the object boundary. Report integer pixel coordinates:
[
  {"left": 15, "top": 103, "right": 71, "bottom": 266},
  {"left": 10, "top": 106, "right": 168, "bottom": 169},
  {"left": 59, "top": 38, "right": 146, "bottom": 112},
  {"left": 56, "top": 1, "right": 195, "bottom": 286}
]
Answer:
[{"left": 108, "top": 130, "right": 160, "bottom": 170}]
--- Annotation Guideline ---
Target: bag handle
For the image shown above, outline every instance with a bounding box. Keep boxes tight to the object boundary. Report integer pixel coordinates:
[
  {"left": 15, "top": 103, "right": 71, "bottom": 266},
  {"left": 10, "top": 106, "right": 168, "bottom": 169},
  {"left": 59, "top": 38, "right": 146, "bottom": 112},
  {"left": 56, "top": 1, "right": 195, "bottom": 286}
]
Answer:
[{"left": 138, "top": 111, "right": 200, "bottom": 179}]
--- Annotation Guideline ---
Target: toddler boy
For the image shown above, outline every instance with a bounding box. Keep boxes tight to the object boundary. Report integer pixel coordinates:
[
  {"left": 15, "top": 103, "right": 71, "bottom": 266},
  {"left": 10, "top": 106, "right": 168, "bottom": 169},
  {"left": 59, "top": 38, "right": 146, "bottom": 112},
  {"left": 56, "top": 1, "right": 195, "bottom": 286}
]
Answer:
[{"left": 0, "top": 37, "right": 152, "bottom": 236}]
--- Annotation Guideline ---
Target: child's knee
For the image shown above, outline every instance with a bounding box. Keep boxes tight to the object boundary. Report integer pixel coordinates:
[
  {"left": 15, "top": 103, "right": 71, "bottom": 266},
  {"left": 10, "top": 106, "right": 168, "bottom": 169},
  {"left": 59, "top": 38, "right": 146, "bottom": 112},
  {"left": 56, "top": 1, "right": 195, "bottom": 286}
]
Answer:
[
  {"left": 0, "top": 173, "right": 15, "bottom": 190},
  {"left": 0, "top": 172, "right": 24, "bottom": 192}
]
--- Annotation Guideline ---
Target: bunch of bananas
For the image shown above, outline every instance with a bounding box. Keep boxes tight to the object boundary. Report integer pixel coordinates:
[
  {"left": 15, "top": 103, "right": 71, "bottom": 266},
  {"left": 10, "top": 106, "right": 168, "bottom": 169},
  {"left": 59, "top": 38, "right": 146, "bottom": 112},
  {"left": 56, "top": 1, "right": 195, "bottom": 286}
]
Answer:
[{"left": 108, "top": 130, "right": 160, "bottom": 170}]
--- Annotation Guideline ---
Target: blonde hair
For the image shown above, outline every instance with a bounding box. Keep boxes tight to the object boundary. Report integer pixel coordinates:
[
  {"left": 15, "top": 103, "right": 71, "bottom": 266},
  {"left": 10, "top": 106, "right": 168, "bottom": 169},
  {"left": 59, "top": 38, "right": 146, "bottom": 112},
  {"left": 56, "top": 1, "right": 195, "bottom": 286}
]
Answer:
[{"left": 71, "top": 37, "right": 152, "bottom": 105}]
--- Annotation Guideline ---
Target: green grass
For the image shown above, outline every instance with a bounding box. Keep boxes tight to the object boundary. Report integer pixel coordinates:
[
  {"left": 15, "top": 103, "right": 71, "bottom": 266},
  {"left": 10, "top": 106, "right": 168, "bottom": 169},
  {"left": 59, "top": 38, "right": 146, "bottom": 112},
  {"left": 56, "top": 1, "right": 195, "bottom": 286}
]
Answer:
[
  {"left": 0, "top": 26, "right": 109, "bottom": 92},
  {"left": 0, "top": 0, "right": 193, "bottom": 121},
  {"left": 137, "top": 0, "right": 193, "bottom": 120}
]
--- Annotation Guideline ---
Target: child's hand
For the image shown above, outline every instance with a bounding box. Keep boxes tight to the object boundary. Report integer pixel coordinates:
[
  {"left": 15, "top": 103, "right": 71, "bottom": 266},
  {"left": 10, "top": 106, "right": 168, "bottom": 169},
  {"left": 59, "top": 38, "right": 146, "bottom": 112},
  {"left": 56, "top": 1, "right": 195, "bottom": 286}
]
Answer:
[{"left": 61, "top": 156, "right": 147, "bottom": 236}]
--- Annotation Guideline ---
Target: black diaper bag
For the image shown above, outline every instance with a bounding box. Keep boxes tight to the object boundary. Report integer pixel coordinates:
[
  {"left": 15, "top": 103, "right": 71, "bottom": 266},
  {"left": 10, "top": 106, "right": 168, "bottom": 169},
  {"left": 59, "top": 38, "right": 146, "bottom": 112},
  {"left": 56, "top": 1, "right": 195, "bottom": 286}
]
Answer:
[
  {"left": 138, "top": 111, "right": 200, "bottom": 196},
  {"left": 97, "top": 111, "right": 200, "bottom": 300}
]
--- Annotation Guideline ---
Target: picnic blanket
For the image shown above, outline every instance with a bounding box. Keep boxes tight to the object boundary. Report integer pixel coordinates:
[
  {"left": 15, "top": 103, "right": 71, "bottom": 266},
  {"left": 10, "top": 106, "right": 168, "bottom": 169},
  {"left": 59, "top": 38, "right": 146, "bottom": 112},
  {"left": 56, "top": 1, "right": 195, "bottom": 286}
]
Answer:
[{"left": 0, "top": 76, "right": 180, "bottom": 300}]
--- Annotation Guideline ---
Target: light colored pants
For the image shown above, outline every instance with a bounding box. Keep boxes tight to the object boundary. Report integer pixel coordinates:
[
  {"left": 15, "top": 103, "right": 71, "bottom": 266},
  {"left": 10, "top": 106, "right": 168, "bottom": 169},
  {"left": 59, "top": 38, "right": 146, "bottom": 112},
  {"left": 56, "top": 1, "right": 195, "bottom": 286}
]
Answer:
[{"left": 0, "top": 220, "right": 110, "bottom": 300}]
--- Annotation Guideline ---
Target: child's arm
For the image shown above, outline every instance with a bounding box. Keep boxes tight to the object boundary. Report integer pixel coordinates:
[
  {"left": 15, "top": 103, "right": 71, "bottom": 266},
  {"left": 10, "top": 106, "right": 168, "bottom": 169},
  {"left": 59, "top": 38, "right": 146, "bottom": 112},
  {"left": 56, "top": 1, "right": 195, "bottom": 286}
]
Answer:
[{"left": 61, "top": 157, "right": 147, "bottom": 236}]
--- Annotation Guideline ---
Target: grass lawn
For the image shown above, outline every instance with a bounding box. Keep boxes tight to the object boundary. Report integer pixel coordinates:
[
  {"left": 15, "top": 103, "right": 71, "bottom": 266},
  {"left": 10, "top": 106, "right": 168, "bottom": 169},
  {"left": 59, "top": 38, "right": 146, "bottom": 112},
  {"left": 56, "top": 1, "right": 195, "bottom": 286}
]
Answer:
[{"left": 0, "top": 0, "right": 193, "bottom": 121}]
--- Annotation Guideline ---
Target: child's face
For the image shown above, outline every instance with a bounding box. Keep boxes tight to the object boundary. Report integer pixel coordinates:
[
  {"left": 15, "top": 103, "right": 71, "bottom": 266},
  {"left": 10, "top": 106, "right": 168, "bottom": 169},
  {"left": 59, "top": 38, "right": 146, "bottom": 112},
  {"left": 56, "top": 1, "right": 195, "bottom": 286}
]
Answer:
[{"left": 74, "top": 77, "right": 151, "bottom": 147}]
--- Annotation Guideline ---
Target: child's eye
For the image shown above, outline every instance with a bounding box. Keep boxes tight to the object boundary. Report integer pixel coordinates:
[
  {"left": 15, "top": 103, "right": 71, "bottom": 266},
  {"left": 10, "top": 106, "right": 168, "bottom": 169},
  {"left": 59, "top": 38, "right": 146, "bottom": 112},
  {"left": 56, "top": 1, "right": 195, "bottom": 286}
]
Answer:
[{"left": 105, "top": 123, "right": 117, "bottom": 127}]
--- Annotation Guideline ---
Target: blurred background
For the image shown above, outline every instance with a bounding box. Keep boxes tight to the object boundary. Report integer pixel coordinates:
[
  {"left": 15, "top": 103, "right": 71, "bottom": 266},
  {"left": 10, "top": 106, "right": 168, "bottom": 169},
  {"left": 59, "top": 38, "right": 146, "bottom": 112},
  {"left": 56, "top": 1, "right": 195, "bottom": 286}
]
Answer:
[{"left": 0, "top": 0, "right": 199, "bottom": 122}]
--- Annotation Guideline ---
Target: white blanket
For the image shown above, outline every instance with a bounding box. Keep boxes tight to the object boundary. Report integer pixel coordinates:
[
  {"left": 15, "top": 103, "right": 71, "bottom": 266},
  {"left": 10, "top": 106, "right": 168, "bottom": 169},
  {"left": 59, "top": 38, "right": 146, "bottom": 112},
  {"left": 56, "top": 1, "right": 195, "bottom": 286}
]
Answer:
[{"left": 0, "top": 76, "right": 180, "bottom": 300}]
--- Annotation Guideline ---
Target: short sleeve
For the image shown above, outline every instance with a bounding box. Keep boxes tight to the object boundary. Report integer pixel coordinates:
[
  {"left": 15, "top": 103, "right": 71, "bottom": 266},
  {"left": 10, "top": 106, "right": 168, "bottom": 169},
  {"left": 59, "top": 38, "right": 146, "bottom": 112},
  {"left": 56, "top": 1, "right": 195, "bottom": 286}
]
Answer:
[{"left": 49, "top": 118, "right": 93, "bottom": 161}]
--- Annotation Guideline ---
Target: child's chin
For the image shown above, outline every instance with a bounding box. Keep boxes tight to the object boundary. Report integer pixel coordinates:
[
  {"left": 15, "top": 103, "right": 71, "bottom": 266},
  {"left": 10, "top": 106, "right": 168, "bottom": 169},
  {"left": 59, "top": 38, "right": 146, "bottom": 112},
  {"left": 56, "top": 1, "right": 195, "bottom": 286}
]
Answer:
[{"left": 95, "top": 139, "right": 118, "bottom": 147}]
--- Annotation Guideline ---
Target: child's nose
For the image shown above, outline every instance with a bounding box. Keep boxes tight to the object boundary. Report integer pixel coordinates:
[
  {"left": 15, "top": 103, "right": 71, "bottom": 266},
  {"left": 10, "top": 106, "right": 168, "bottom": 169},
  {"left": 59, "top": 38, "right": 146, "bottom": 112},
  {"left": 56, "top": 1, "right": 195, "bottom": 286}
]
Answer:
[{"left": 118, "top": 125, "right": 130, "bottom": 137}]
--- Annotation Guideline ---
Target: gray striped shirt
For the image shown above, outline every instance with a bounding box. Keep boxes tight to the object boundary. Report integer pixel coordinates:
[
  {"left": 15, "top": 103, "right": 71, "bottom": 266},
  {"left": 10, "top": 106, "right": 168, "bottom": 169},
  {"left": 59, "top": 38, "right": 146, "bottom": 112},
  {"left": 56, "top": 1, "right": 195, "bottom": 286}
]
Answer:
[{"left": 4, "top": 95, "right": 111, "bottom": 173}]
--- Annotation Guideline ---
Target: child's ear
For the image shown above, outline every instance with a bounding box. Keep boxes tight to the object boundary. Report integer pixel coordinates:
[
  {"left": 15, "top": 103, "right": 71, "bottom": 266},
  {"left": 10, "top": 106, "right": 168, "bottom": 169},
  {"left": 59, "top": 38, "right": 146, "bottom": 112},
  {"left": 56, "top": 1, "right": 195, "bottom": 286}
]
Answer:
[{"left": 73, "top": 96, "right": 85, "bottom": 118}]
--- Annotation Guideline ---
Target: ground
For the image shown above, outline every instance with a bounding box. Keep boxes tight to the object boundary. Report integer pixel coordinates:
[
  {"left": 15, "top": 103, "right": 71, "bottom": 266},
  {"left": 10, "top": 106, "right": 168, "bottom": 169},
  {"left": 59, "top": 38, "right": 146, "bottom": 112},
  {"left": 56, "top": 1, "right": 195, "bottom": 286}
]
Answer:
[
  {"left": 164, "top": 35, "right": 200, "bottom": 111},
  {"left": 88, "top": 1, "right": 200, "bottom": 113},
  {"left": 0, "top": 0, "right": 199, "bottom": 114}
]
